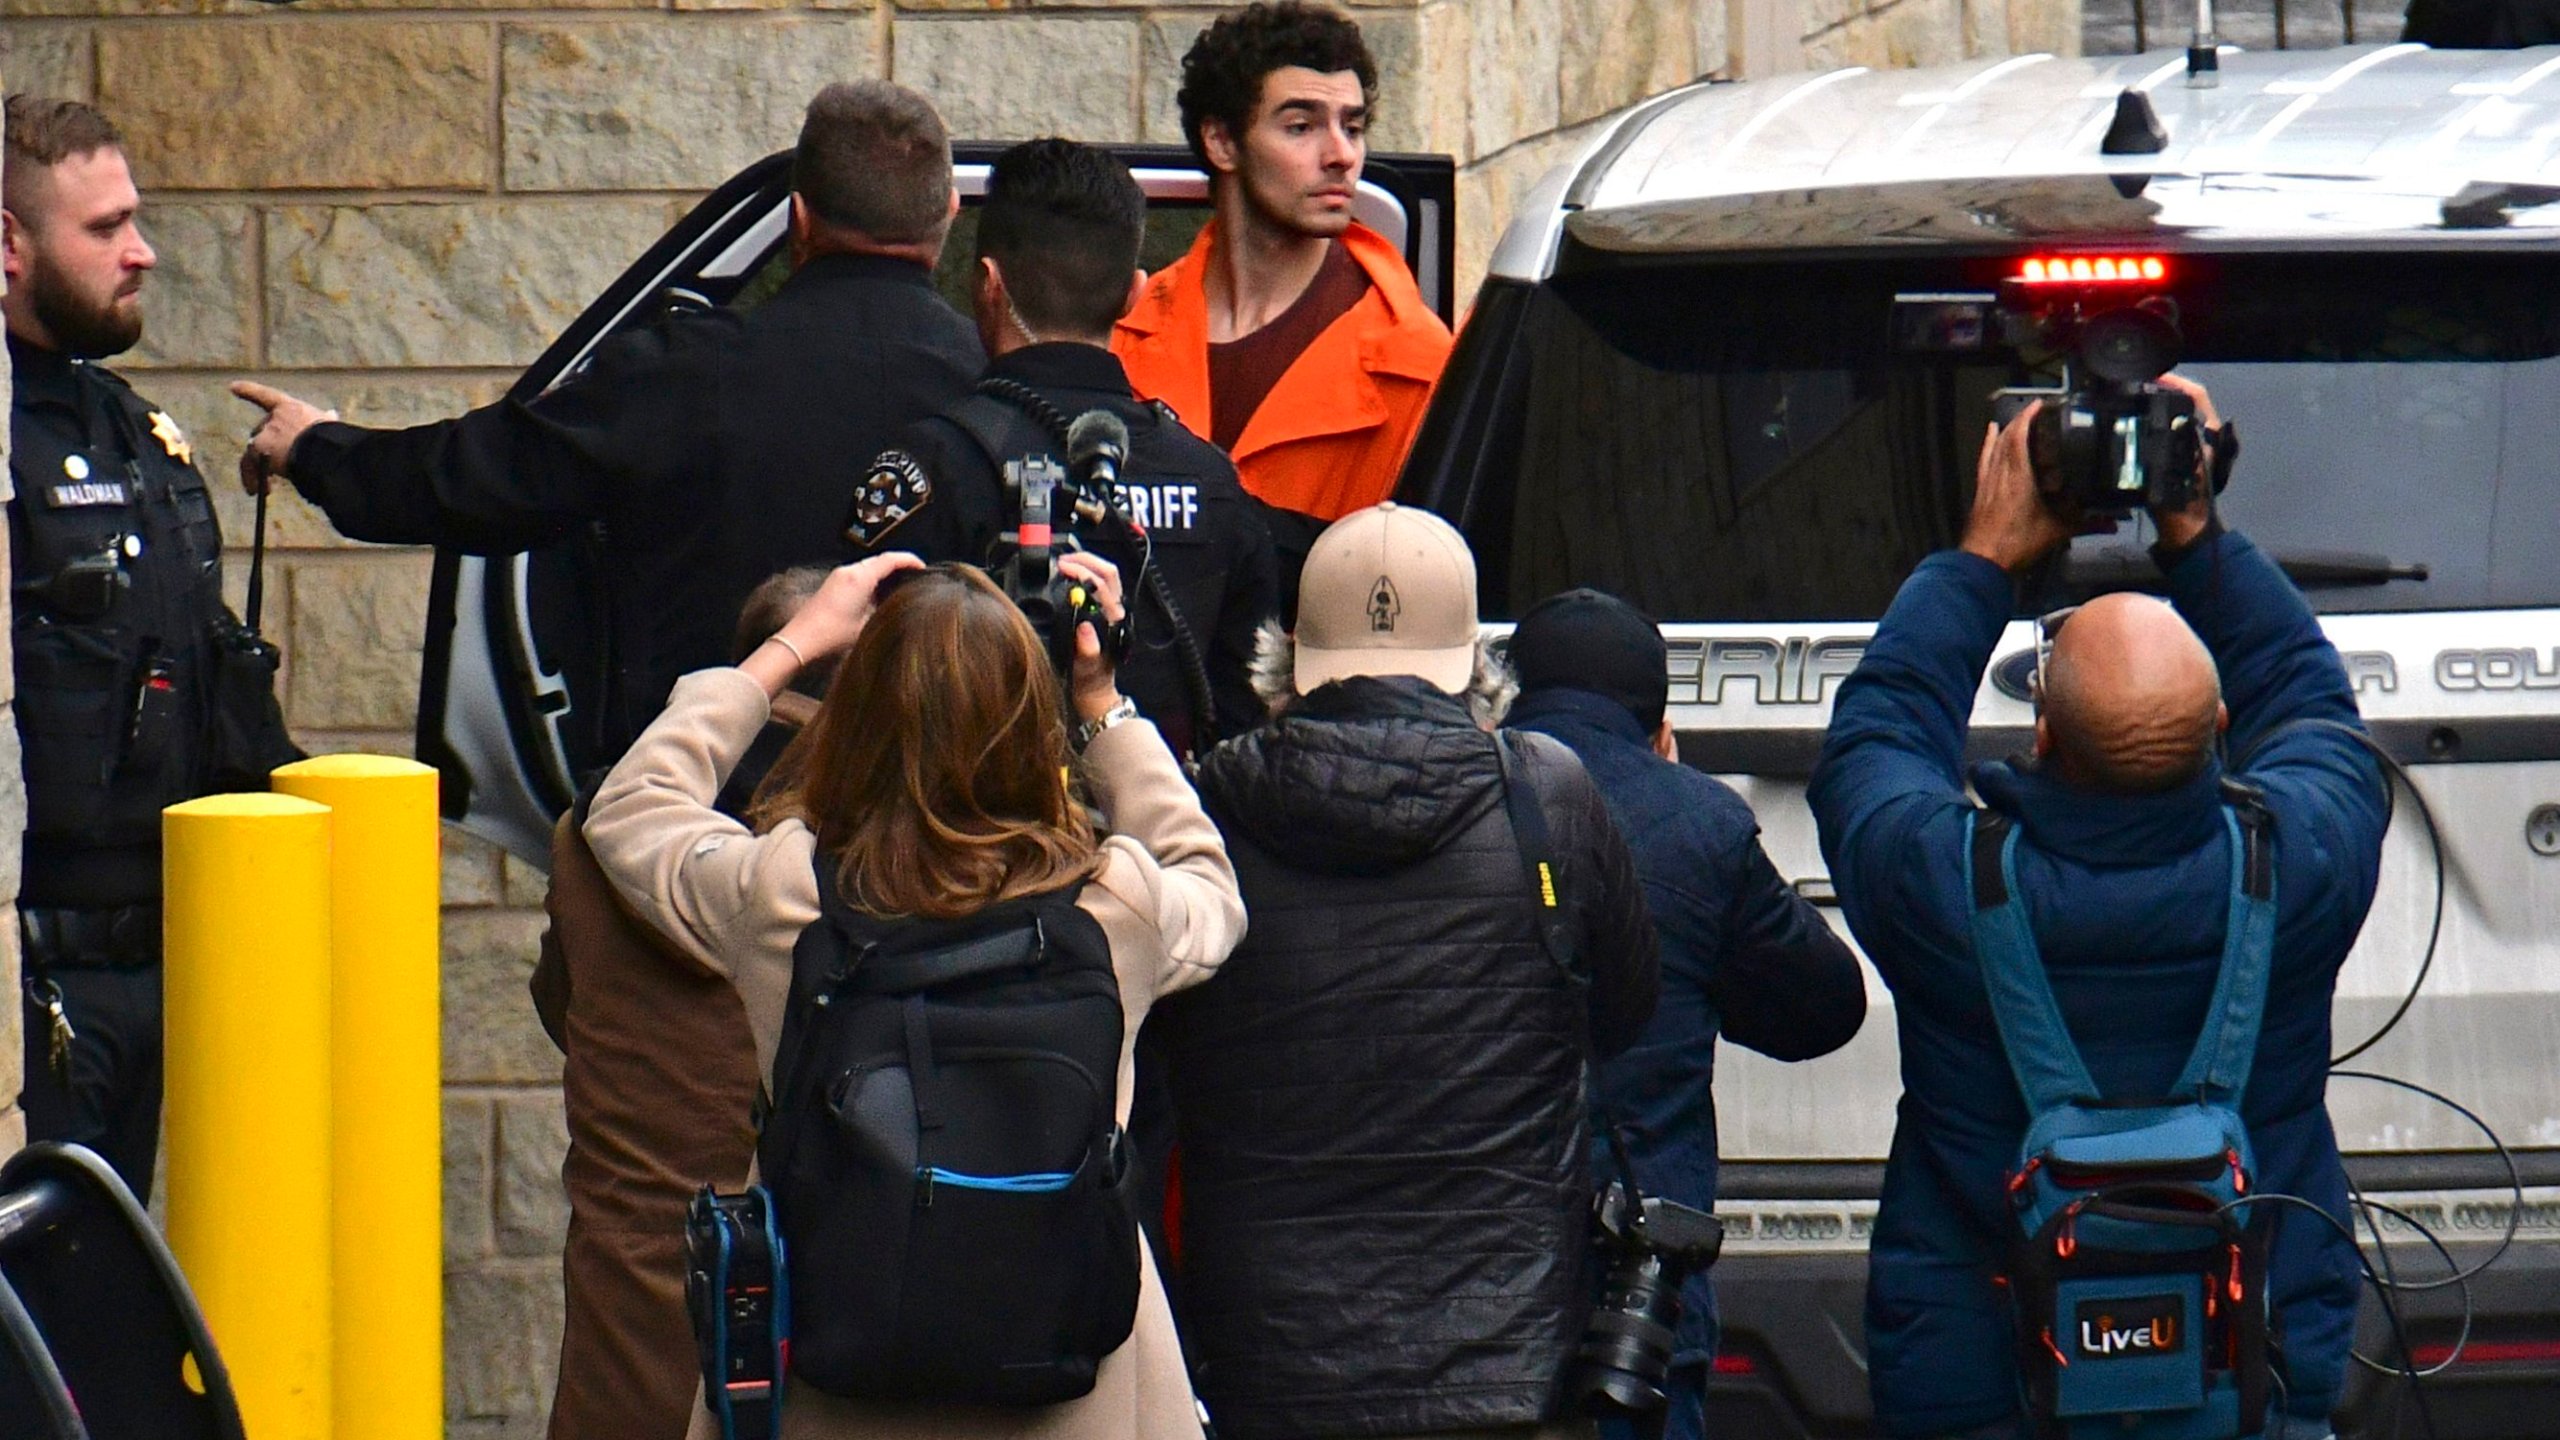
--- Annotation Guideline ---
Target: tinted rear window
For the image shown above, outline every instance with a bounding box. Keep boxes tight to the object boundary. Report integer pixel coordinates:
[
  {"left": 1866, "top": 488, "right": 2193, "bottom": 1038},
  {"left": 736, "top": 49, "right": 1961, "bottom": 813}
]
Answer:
[
  {"left": 1470, "top": 251, "right": 2560, "bottom": 621},
  {"left": 722, "top": 202, "right": 1216, "bottom": 320}
]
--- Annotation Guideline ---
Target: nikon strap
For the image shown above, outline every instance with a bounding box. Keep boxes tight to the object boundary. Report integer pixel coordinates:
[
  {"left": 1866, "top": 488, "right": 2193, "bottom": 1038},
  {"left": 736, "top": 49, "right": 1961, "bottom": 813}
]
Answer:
[{"left": 1491, "top": 733, "right": 1581, "bottom": 985}]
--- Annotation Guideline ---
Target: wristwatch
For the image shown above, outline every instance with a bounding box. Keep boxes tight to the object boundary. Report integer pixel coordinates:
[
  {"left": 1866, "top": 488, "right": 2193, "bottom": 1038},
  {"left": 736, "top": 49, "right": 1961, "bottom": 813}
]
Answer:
[{"left": 1072, "top": 696, "right": 1140, "bottom": 753}]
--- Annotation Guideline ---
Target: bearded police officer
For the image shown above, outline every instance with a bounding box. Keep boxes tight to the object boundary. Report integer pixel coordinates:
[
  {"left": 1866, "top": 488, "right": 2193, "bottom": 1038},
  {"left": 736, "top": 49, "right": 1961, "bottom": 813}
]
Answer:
[
  {"left": 5, "top": 98, "right": 285, "bottom": 1195},
  {"left": 849, "top": 138, "right": 1276, "bottom": 758},
  {"left": 234, "top": 81, "right": 983, "bottom": 770}
]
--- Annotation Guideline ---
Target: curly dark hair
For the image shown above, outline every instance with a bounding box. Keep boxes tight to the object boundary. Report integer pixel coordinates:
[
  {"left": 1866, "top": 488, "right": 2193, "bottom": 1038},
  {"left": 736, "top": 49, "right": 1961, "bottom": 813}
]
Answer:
[{"left": 1176, "top": 2, "right": 1378, "bottom": 171}]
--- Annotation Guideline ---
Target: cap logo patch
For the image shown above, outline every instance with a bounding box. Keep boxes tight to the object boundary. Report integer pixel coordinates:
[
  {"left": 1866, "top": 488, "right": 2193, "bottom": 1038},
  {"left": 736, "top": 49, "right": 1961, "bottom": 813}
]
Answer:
[{"left": 1369, "top": 575, "right": 1400, "bottom": 633}]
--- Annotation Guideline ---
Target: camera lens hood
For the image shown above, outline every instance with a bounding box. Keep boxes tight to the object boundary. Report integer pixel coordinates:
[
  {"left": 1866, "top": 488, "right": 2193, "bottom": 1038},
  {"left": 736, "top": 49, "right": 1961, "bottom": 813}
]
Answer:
[{"left": 2079, "top": 304, "right": 2182, "bottom": 385}]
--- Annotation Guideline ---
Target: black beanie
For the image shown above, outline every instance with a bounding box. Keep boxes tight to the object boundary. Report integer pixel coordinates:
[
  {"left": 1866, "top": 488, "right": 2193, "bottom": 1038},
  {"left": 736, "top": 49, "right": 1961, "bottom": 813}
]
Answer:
[{"left": 1509, "top": 588, "right": 1670, "bottom": 733}]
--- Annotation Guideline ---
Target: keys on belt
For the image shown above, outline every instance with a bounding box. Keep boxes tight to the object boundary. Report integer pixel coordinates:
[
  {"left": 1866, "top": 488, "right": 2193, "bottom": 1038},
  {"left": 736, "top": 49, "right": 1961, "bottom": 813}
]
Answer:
[{"left": 24, "top": 977, "right": 76, "bottom": 1088}]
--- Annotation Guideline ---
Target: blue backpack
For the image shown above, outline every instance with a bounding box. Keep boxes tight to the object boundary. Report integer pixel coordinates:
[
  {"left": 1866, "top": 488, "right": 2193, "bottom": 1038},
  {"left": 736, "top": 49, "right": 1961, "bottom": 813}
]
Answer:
[{"left": 1968, "top": 803, "right": 2278, "bottom": 1440}]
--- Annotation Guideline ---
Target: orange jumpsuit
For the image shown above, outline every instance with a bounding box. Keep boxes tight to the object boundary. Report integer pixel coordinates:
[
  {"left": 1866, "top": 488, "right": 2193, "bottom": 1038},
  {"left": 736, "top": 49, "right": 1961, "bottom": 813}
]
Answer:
[{"left": 1114, "top": 219, "right": 1453, "bottom": 524}]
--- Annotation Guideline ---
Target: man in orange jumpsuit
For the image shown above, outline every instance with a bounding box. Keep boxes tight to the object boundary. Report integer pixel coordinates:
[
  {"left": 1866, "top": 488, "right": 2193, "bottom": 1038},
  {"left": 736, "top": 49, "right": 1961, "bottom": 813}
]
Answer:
[{"left": 1115, "top": 1, "right": 1453, "bottom": 614}]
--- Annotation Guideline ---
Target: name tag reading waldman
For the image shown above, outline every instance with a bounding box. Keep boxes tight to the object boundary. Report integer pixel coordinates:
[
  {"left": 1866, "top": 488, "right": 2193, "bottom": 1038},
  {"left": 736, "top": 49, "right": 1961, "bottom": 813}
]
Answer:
[{"left": 46, "top": 481, "right": 130, "bottom": 508}]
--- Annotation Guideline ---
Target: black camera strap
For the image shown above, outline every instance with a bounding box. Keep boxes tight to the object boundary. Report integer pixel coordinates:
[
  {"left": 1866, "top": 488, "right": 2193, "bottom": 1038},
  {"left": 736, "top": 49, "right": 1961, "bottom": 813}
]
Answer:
[
  {"left": 1491, "top": 732, "right": 1580, "bottom": 981},
  {"left": 1490, "top": 733, "right": 1646, "bottom": 1204}
]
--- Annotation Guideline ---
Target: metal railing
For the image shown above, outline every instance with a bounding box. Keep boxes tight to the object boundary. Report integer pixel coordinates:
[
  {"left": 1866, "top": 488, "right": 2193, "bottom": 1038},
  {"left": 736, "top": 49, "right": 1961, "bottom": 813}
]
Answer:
[{"left": 2085, "top": 0, "right": 2399, "bottom": 52}]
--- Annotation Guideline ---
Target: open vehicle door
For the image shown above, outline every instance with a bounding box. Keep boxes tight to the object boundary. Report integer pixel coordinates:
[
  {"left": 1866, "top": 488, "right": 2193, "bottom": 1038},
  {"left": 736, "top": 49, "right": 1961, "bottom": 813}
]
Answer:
[{"left": 418, "top": 143, "right": 1457, "bottom": 864}]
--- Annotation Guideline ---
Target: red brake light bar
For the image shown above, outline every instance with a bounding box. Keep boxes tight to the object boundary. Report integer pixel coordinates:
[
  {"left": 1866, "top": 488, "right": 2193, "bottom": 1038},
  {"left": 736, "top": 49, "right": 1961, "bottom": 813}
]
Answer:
[{"left": 2016, "top": 255, "right": 2169, "bottom": 285}]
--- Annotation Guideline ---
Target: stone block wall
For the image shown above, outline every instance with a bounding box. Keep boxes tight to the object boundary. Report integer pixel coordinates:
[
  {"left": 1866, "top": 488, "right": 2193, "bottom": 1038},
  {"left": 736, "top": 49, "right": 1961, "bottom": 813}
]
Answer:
[{"left": 0, "top": 0, "right": 2072, "bottom": 1432}]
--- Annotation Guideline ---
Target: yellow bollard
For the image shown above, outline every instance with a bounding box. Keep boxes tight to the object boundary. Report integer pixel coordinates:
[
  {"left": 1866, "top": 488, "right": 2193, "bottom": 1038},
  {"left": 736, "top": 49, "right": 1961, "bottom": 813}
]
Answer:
[
  {"left": 165, "top": 791, "right": 335, "bottom": 1440},
  {"left": 273, "top": 756, "right": 443, "bottom": 1440}
]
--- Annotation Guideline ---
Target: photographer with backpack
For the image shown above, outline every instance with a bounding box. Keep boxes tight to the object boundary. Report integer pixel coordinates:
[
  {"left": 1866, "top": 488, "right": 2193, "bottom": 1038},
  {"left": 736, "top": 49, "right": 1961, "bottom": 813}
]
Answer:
[
  {"left": 584, "top": 548, "right": 1246, "bottom": 1440},
  {"left": 1809, "top": 381, "right": 2388, "bottom": 1440}
]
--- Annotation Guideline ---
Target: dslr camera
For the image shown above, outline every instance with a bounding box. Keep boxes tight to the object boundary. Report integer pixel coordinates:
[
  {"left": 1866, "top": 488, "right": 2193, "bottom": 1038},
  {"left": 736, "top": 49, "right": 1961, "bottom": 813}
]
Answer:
[{"left": 1568, "top": 1180, "right": 1727, "bottom": 1424}]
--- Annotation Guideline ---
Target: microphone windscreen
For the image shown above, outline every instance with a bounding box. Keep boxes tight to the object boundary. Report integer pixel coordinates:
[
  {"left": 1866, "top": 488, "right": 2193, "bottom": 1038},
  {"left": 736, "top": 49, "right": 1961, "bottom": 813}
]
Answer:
[{"left": 1066, "top": 409, "right": 1131, "bottom": 465}]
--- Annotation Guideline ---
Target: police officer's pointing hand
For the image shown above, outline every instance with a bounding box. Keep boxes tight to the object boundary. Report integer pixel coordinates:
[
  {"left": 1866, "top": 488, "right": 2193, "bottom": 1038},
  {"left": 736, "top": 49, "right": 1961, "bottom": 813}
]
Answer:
[{"left": 228, "top": 379, "right": 337, "bottom": 495}]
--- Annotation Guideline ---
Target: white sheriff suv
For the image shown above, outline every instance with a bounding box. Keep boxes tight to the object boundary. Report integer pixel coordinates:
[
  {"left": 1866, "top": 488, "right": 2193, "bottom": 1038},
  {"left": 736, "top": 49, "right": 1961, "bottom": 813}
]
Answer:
[{"left": 1401, "top": 40, "right": 2560, "bottom": 1440}]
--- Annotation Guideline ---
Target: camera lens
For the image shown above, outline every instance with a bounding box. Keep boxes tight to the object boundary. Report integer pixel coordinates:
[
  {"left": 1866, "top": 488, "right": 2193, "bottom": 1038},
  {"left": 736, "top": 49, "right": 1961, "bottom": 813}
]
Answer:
[
  {"left": 1569, "top": 1251, "right": 1681, "bottom": 1417},
  {"left": 2079, "top": 306, "right": 2181, "bottom": 384}
]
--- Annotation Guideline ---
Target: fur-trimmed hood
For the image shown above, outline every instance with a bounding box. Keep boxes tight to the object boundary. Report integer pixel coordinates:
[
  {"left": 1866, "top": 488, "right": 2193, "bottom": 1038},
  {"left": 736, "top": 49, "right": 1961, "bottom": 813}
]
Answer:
[{"left": 1244, "top": 619, "right": 1516, "bottom": 728}]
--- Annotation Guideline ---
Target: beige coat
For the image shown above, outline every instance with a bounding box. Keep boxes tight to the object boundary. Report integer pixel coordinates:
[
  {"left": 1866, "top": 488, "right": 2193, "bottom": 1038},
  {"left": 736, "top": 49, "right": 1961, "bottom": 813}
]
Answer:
[{"left": 585, "top": 668, "right": 1246, "bottom": 1440}]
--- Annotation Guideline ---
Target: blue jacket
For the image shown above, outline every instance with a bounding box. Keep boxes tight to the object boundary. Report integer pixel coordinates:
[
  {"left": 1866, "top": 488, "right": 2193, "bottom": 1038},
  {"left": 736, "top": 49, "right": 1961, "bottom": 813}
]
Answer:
[
  {"left": 1809, "top": 530, "right": 2387, "bottom": 1437},
  {"left": 1511, "top": 687, "right": 1867, "bottom": 1369}
]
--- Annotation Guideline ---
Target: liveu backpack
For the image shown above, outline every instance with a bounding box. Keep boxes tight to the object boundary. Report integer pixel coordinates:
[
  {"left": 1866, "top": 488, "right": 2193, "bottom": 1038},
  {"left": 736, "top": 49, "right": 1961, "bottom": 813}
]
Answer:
[
  {"left": 1969, "top": 802, "right": 2279, "bottom": 1440},
  {"left": 758, "top": 855, "right": 1142, "bottom": 1406}
]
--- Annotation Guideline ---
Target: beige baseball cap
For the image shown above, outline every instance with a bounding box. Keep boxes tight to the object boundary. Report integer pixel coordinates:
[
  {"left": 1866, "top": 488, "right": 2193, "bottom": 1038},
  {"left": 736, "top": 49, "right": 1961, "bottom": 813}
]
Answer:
[{"left": 1293, "top": 501, "right": 1480, "bottom": 696}]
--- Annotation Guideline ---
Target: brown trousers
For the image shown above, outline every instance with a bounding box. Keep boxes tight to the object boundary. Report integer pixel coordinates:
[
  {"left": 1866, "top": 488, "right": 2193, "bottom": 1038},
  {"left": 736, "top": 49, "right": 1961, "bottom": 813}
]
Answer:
[{"left": 535, "top": 810, "right": 762, "bottom": 1440}]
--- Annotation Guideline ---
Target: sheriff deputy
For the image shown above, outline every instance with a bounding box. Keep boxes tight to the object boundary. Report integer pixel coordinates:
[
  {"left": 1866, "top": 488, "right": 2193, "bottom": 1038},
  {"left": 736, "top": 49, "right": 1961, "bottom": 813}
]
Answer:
[{"left": 847, "top": 139, "right": 1276, "bottom": 759}]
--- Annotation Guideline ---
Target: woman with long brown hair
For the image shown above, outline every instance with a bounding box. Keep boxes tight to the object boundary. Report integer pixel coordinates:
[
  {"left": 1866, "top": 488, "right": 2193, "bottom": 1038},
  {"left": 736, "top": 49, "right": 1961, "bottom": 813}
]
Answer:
[{"left": 586, "top": 550, "right": 1243, "bottom": 1440}]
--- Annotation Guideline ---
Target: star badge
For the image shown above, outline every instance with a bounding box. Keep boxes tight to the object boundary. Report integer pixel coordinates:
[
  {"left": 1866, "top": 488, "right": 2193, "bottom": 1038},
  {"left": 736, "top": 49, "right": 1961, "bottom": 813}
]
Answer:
[{"left": 148, "top": 411, "right": 194, "bottom": 466}]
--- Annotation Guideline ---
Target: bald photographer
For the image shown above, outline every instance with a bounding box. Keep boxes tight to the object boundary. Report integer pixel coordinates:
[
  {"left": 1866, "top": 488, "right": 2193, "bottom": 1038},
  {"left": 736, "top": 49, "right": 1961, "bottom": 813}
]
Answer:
[{"left": 1809, "top": 377, "right": 2390, "bottom": 1440}]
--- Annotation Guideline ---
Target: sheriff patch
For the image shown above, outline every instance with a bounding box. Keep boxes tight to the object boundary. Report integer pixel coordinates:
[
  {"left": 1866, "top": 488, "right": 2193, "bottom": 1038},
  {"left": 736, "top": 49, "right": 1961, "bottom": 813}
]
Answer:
[
  {"left": 1107, "top": 480, "right": 1202, "bottom": 535},
  {"left": 846, "top": 451, "right": 932, "bottom": 548}
]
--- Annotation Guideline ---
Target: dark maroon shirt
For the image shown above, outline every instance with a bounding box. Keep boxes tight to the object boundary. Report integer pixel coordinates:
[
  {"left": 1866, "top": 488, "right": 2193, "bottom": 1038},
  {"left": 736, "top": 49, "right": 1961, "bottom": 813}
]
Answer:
[{"left": 1206, "top": 240, "right": 1371, "bottom": 452}]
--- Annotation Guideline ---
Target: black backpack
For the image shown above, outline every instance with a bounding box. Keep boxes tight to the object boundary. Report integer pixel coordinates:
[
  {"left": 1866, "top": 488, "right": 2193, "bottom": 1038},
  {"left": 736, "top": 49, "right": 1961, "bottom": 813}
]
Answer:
[{"left": 759, "top": 854, "right": 1141, "bottom": 1405}]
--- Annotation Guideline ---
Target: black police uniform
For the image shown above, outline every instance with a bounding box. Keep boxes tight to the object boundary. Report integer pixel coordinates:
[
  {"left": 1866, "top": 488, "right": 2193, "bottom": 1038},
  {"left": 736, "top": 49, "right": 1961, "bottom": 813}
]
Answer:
[
  {"left": 9, "top": 334, "right": 235, "bottom": 1197},
  {"left": 286, "top": 253, "right": 983, "bottom": 770},
  {"left": 847, "top": 342, "right": 1277, "bottom": 757}
]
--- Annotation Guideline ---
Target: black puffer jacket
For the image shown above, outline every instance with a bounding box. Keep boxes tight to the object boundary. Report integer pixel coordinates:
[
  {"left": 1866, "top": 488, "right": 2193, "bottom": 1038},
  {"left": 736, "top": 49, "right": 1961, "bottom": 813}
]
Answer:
[{"left": 1159, "top": 676, "right": 1659, "bottom": 1440}]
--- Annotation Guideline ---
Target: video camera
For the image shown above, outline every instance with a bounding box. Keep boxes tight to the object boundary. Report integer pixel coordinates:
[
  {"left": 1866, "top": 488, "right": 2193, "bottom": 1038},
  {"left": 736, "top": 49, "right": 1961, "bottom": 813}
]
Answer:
[
  {"left": 1566, "top": 1180, "right": 1727, "bottom": 1424},
  {"left": 1894, "top": 257, "right": 2231, "bottom": 516},
  {"left": 995, "top": 411, "right": 1133, "bottom": 679}
]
